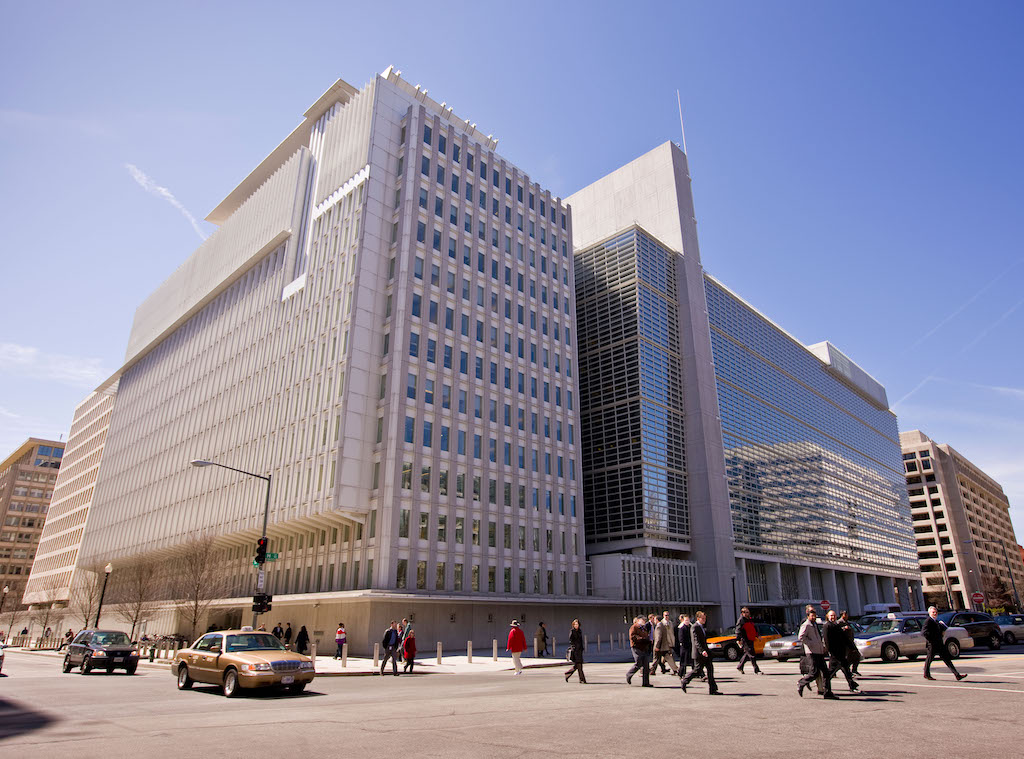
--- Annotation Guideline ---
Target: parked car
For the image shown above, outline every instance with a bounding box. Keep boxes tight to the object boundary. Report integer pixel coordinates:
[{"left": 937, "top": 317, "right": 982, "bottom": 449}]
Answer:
[
  {"left": 62, "top": 629, "right": 139, "bottom": 674},
  {"left": 172, "top": 629, "right": 314, "bottom": 697},
  {"left": 994, "top": 614, "right": 1024, "bottom": 645},
  {"left": 706, "top": 623, "right": 784, "bottom": 661},
  {"left": 855, "top": 615, "right": 973, "bottom": 662},
  {"left": 937, "top": 611, "right": 1002, "bottom": 650},
  {"left": 763, "top": 621, "right": 863, "bottom": 661}
]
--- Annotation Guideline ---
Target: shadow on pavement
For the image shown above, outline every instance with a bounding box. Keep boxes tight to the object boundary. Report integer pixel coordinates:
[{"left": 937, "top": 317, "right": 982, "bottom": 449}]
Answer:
[
  {"left": 0, "top": 697, "right": 58, "bottom": 740},
  {"left": 184, "top": 684, "right": 327, "bottom": 700}
]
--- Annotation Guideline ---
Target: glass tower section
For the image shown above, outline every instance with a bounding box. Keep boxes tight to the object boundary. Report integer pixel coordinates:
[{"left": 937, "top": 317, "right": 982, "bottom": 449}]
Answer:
[
  {"left": 704, "top": 276, "right": 918, "bottom": 574},
  {"left": 576, "top": 229, "right": 687, "bottom": 549}
]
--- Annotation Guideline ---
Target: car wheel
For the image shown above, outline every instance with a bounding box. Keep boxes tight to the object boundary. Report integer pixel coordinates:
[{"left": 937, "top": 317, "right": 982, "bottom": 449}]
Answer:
[
  {"left": 988, "top": 633, "right": 1002, "bottom": 650},
  {"left": 125, "top": 665, "right": 137, "bottom": 675},
  {"left": 80, "top": 654, "right": 92, "bottom": 675},
  {"left": 222, "top": 668, "right": 240, "bottom": 698},
  {"left": 176, "top": 665, "right": 193, "bottom": 690},
  {"left": 946, "top": 639, "right": 960, "bottom": 659},
  {"left": 289, "top": 682, "right": 307, "bottom": 694},
  {"left": 724, "top": 645, "right": 741, "bottom": 662},
  {"left": 1005, "top": 632, "right": 1017, "bottom": 645},
  {"left": 62, "top": 656, "right": 73, "bottom": 674},
  {"left": 881, "top": 643, "right": 900, "bottom": 663},
  {"left": 906, "top": 654, "right": 919, "bottom": 661}
]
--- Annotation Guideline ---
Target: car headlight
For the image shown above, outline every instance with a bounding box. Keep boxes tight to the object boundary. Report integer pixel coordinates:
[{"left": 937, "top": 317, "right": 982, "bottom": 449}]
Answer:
[
  {"left": 91, "top": 650, "right": 107, "bottom": 657},
  {"left": 863, "top": 641, "right": 874, "bottom": 647},
  {"left": 130, "top": 649, "right": 139, "bottom": 656},
  {"left": 708, "top": 643, "right": 721, "bottom": 649},
  {"left": 298, "top": 661, "right": 314, "bottom": 670},
  {"left": 244, "top": 662, "right": 273, "bottom": 672}
]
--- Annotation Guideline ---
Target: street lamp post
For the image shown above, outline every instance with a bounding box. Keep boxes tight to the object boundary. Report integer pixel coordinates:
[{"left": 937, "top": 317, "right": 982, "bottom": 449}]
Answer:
[
  {"left": 963, "top": 539, "right": 1023, "bottom": 612},
  {"left": 191, "top": 459, "right": 272, "bottom": 627},
  {"left": 94, "top": 563, "right": 113, "bottom": 627}
]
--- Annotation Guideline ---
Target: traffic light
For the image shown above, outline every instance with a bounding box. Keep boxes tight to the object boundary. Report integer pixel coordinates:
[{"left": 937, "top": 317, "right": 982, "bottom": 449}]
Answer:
[
  {"left": 251, "top": 593, "right": 272, "bottom": 613},
  {"left": 255, "top": 537, "right": 268, "bottom": 565}
]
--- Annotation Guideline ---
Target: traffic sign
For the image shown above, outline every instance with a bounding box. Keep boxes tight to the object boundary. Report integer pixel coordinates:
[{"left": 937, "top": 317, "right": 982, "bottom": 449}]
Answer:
[
  {"left": 266, "top": 553, "right": 279, "bottom": 561},
  {"left": 820, "top": 599, "right": 831, "bottom": 611},
  {"left": 972, "top": 591, "right": 985, "bottom": 605}
]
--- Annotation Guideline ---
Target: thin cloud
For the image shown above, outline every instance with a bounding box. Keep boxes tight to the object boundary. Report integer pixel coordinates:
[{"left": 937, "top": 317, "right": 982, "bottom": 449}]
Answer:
[
  {"left": 125, "top": 163, "right": 208, "bottom": 241},
  {"left": 0, "top": 343, "right": 110, "bottom": 388}
]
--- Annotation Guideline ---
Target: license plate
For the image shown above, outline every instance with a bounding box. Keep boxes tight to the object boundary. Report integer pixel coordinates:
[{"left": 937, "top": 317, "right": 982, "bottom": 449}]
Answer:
[
  {"left": 281, "top": 675, "right": 294, "bottom": 685},
  {"left": 114, "top": 657, "right": 124, "bottom": 662}
]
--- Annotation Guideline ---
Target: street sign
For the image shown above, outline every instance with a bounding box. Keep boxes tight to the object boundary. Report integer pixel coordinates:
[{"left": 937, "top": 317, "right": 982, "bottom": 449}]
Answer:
[
  {"left": 820, "top": 599, "right": 831, "bottom": 611},
  {"left": 257, "top": 570, "right": 266, "bottom": 590},
  {"left": 972, "top": 591, "right": 985, "bottom": 605},
  {"left": 266, "top": 553, "right": 279, "bottom": 561}
]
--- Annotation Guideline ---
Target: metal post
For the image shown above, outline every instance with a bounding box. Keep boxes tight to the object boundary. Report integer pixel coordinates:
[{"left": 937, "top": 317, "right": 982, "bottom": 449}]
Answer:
[
  {"left": 436, "top": 641, "right": 442, "bottom": 665},
  {"left": 94, "top": 565, "right": 112, "bottom": 628},
  {"left": 492, "top": 639, "right": 498, "bottom": 661},
  {"left": 373, "top": 642, "right": 380, "bottom": 668},
  {"left": 342, "top": 642, "right": 348, "bottom": 668},
  {"left": 467, "top": 641, "right": 472, "bottom": 663}
]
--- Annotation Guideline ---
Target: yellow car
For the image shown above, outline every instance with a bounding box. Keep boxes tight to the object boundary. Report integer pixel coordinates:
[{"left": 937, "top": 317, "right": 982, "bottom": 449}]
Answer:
[
  {"left": 706, "top": 623, "right": 783, "bottom": 661},
  {"left": 172, "top": 629, "right": 315, "bottom": 697}
]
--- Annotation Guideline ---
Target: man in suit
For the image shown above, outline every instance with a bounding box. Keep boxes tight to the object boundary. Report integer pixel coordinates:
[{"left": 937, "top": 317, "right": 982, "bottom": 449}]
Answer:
[
  {"left": 681, "top": 611, "right": 721, "bottom": 694},
  {"left": 626, "top": 616, "right": 653, "bottom": 687},
  {"left": 923, "top": 606, "right": 966, "bottom": 681},
  {"left": 823, "top": 610, "right": 858, "bottom": 692},
  {"left": 677, "top": 614, "right": 693, "bottom": 677},
  {"left": 735, "top": 606, "right": 762, "bottom": 675},
  {"left": 797, "top": 606, "right": 836, "bottom": 699},
  {"left": 650, "top": 612, "right": 679, "bottom": 676},
  {"left": 380, "top": 620, "right": 401, "bottom": 676}
]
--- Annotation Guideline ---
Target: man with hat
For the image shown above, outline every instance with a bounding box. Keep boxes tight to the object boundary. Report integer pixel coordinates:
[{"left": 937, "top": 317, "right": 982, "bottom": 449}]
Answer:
[{"left": 507, "top": 619, "right": 528, "bottom": 675}]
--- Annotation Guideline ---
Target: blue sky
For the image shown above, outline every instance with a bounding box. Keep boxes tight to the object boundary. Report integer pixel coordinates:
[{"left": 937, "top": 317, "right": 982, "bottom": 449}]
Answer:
[{"left": 2, "top": 1, "right": 1022, "bottom": 532}]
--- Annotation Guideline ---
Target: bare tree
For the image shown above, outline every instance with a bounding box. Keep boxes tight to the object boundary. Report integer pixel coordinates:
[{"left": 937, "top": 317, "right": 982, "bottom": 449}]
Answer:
[
  {"left": 172, "top": 535, "right": 228, "bottom": 641},
  {"left": 109, "top": 558, "right": 162, "bottom": 638},
  {"left": 981, "top": 573, "right": 1014, "bottom": 610},
  {"left": 1, "top": 578, "right": 29, "bottom": 641},
  {"left": 923, "top": 590, "right": 950, "bottom": 611},
  {"left": 68, "top": 563, "right": 108, "bottom": 630},
  {"left": 28, "top": 576, "right": 66, "bottom": 641}
]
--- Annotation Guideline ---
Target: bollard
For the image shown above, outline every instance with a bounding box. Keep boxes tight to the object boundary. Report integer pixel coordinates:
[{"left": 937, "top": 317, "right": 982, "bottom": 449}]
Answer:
[
  {"left": 467, "top": 640, "right": 473, "bottom": 663},
  {"left": 373, "top": 642, "right": 380, "bottom": 668},
  {"left": 310, "top": 642, "right": 317, "bottom": 670},
  {"left": 437, "top": 641, "right": 442, "bottom": 665},
  {"left": 597, "top": 634, "right": 601, "bottom": 652},
  {"left": 492, "top": 639, "right": 498, "bottom": 661},
  {"left": 552, "top": 636, "right": 557, "bottom": 659},
  {"left": 342, "top": 642, "right": 348, "bottom": 668},
  {"left": 584, "top": 634, "right": 588, "bottom": 652},
  {"left": 534, "top": 638, "right": 538, "bottom": 658}
]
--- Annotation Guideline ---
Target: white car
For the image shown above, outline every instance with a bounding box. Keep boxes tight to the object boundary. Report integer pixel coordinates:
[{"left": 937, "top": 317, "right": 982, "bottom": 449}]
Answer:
[
  {"left": 995, "top": 614, "right": 1024, "bottom": 645},
  {"left": 855, "top": 615, "right": 973, "bottom": 662}
]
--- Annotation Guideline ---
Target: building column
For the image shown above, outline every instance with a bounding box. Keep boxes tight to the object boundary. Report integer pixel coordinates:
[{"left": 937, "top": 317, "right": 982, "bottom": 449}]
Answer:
[
  {"left": 737, "top": 558, "right": 748, "bottom": 605},
  {"left": 843, "top": 572, "right": 863, "bottom": 615},
  {"left": 797, "top": 565, "right": 812, "bottom": 602},
  {"left": 766, "top": 562, "right": 783, "bottom": 604},
  {"left": 911, "top": 580, "right": 925, "bottom": 611},
  {"left": 896, "top": 578, "right": 912, "bottom": 610},
  {"left": 863, "top": 573, "right": 880, "bottom": 605},
  {"left": 823, "top": 569, "right": 839, "bottom": 608}
]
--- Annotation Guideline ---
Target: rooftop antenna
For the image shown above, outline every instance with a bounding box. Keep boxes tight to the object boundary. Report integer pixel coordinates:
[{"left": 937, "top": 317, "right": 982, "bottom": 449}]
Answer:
[{"left": 676, "top": 90, "right": 688, "bottom": 154}]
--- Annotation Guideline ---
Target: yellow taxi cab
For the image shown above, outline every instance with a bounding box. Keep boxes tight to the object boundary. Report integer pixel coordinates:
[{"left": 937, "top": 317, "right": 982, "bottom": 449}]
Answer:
[
  {"left": 172, "top": 628, "right": 315, "bottom": 697},
  {"left": 706, "top": 622, "right": 783, "bottom": 661}
]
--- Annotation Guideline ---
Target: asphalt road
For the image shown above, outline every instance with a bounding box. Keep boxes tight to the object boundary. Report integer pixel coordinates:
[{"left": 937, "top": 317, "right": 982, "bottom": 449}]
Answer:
[{"left": 3, "top": 646, "right": 1024, "bottom": 758}]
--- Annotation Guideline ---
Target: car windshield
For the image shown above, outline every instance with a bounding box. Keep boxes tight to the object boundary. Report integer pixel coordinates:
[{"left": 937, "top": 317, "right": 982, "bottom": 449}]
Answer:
[
  {"left": 864, "top": 620, "right": 900, "bottom": 634},
  {"left": 92, "top": 632, "right": 132, "bottom": 646},
  {"left": 225, "top": 633, "right": 286, "bottom": 652}
]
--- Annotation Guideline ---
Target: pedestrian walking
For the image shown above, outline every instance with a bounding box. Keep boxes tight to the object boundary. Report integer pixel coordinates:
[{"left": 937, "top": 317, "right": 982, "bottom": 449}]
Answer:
[
  {"left": 507, "top": 619, "right": 527, "bottom": 675},
  {"left": 681, "top": 611, "right": 721, "bottom": 694},
  {"left": 272, "top": 622, "right": 284, "bottom": 639},
  {"left": 283, "top": 623, "right": 293, "bottom": 649},
  {"left": 295, "top": 625, "right": 310, "bottom": 655},
  {"left": 564, "top": 619, "right": 586, "bottom": 683},
  {"left": 823, "top": 610, "right": 858, "bottom": 692},
  {"left": 839, "top": 611, "right": 861, "bottom": 676},
  {"left": 535, "top": 622, "right": 549, "bottom": 656},
  {"left": 650, "top": 612, "right": 679, "bottom": 676},
  {"left": 334, "top": 623, "right": 346, "bottom": 659},
  {"left": 735, "top": 607, "right": 762, "bottom": 674},
  {"left": 626, "top": 616, "right": 653, "bottom": 687},
  {"left": 797, "top": 606, "right": 836, "bottom": 699},
  {"left": 402, "top": 629, "right": 417, "bottom": 673},
  {"left": 380, "top": 620, "right": 401, "bottom": 675},
  {"left": 923, "top": 606, "right": 967, "bottom": 681},
  {"left": 677, "top": 614, "right": 692, "bottom": 677},
  {"left": 400, "top": 617, "right": 414, "bottom": 661}
]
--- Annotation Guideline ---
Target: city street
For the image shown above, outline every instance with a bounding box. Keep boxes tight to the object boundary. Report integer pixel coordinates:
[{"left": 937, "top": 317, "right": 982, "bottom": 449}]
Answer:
[{"left": 3, "top": 647, "right": 1024, "bottom": 757}]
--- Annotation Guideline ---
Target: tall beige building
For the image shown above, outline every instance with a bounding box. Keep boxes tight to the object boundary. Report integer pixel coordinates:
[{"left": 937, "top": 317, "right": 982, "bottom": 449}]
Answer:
[
  {"left": 0, "top": 438, "right": 63, "bottom": 603},
  {"left": 902, "top": 430, "right": 1024, "bottom": 610}
]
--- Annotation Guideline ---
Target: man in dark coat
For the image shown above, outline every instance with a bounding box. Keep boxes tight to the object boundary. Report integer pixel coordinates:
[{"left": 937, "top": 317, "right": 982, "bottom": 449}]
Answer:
[
  {"left": 823, "top": 610, "right": 858, "bottom": 692},
  {"left": 923, "top": 606, "right": 966, "bottom": 681},
  {"left": 626, "top": 616, "right": 653, "bottom": 687},
  {"left": 839, "top": 611, "right": 861, "bottom": 676},
  {"left": 681, "top": 611, "right": 721, "bottom": 694},
  {"left": 797, "top": 606, "right": 836, "bottom": 699},
  {"left": 677, "top": 614, "right": 692, "bottom": 676},
  {"left": 380, "top": 620, "right": 401, "bottom": 676},
  {"left": 734, "top": 606, "right": 762, "bottom": 675}
]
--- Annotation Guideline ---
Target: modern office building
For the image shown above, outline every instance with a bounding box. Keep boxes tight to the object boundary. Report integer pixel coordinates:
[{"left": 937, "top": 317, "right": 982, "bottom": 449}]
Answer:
[
  {"left": 23, "top": 387, "right": 117, "bottom": 605},
  {"left": 0, "top": 438, "right": 63, "bottom": 605},
  {"left": 901, "top": 430, "right": 1024, "bottom": 611},
  {"left": 32, "top": 67, "right": 588, "bottom": 649},
  {"left": 568, "top": 142, "right": 922, "bottom": 627}
]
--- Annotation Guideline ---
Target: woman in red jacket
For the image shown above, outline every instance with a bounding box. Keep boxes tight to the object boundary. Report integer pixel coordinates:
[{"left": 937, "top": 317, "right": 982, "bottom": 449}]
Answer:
[
  {"left": 507, "top": 620, "right": 527, "bottom": 675},
  {"left": 402, "top": 630, "right": 417, "bottom": 673}
]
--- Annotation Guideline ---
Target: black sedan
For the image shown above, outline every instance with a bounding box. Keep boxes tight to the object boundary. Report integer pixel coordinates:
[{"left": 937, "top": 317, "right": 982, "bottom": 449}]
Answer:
[
  {"left": 937, "top": 611, "right": 1002, "bottom": 650},
  {"left": 62, "top": 629, "right": 139, "bottom": 674}
]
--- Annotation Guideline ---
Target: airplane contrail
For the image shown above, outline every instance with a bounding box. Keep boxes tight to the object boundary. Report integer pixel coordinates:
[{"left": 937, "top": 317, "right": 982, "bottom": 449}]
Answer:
[{"left": 125, "top": 163, "right": 207, "bottom": 241}]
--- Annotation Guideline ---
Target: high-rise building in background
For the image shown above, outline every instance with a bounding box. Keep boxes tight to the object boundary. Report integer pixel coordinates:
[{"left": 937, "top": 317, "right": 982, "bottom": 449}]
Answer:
[
  {"left": 28, "top": 68, "right": 587, "bottom": 649},
  {"left": 568, "top": 142, "right": 922, "bottom": 627},
  {"left": 0, "top": 438, "right": 63, "bottom": 608},
  {"left": 901, "top": 430, "right": 1023, "bottom": 611}
]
